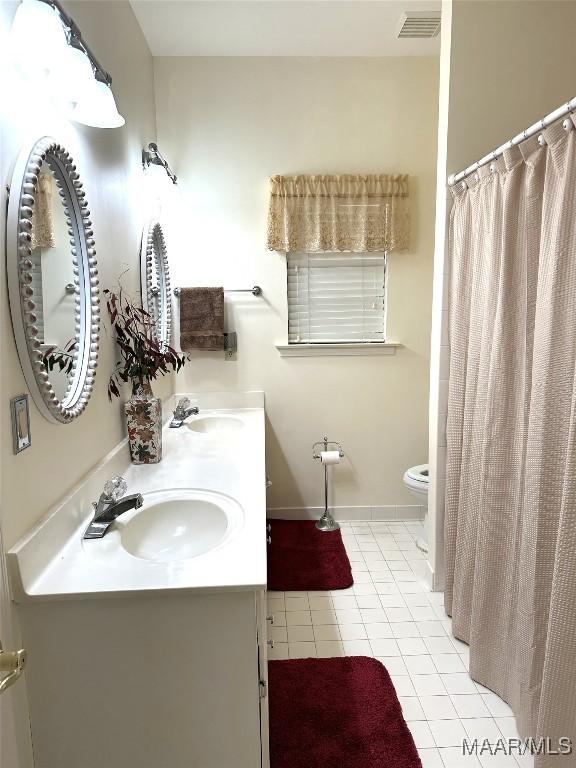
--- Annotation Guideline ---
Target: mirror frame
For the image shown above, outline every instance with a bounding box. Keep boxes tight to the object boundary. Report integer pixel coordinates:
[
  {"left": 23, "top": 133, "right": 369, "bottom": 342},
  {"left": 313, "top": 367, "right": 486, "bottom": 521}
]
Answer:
[
  {"left": 6, "top": 136, "right": 100, "bottom": 424},
  {"left": 140, "top": 220, "right": 172, "bottom": 346}
]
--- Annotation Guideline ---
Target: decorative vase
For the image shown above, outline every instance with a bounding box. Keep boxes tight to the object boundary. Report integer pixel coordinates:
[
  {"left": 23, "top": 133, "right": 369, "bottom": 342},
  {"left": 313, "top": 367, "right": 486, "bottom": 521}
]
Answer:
[{"left": 125, "top": 380, "right": 162, "bottom": 464}]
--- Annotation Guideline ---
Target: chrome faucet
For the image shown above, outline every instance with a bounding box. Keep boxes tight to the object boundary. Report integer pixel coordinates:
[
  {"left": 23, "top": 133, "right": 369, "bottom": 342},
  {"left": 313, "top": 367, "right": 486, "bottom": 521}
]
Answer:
[
  {"left": 170, "top": 397, "right": 199, "bottom": 428},
  {"left": 84, "top": 476, "right": 144, "bottom": 539}
]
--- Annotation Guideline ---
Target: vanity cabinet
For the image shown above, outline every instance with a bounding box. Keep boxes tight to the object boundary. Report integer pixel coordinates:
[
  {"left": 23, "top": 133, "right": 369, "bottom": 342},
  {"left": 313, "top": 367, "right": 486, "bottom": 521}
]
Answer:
[{"left": 18, "top": 588, "right": 270, "bottom": 768}]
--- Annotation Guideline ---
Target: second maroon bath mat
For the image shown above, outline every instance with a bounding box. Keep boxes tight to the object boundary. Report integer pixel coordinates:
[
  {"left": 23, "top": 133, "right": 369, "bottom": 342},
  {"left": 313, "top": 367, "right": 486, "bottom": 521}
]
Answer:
[
  {"left": 268, "top": 657, "right": 422, "bottom": 768},
  {"left": 266, "top": 519, "right": 353, "bottom": 591}
]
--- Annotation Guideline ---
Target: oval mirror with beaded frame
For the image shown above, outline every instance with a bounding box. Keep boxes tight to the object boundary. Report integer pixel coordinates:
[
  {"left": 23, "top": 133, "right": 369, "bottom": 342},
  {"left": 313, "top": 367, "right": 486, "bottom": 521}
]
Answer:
[{"left": 6, "top": 136, "right": 100, "bottom": 424}]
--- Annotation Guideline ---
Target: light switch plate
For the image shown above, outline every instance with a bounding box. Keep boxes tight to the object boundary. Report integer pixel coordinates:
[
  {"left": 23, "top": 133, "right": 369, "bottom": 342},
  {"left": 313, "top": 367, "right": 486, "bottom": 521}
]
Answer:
[{"left": 10, "top": 394, "right": 31, "bottom": 454}]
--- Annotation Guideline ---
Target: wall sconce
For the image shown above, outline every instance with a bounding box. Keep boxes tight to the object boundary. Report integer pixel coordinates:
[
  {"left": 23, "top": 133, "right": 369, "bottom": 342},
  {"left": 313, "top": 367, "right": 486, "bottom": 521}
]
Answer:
[
  {"left": 10, "top": 0, "right": 124, "bottom": 128},
  {"left": 142, "top": 143, "right": 178, "bottom": 185}
]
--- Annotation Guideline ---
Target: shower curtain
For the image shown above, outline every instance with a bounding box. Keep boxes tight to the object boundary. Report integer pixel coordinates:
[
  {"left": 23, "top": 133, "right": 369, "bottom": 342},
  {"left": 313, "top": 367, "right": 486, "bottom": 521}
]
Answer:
[{"left": 445, "top": 118, "right": 576, "bottom": 766}]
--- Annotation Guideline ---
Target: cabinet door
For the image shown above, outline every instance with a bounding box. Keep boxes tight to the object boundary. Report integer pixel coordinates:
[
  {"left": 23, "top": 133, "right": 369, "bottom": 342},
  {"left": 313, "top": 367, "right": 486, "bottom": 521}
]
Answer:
[{"left": 256, "top": 589, "right": 270, "bottom": 768}]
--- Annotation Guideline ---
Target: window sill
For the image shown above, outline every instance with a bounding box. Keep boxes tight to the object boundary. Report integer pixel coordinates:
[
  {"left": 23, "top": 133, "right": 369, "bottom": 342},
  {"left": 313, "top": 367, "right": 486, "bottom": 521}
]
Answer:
[{"left": 275, "top": 342, "right": 402, "bottom": 357}]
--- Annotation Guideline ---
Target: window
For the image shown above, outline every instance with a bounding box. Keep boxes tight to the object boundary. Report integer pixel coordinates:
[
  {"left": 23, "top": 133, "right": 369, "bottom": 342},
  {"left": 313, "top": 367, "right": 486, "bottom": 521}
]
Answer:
[{"left": 287, "top": 252, "right": 387, "bottom": 344}]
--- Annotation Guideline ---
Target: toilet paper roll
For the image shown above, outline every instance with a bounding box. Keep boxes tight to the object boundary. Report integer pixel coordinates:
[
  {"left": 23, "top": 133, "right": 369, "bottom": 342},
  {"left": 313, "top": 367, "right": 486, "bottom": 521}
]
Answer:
[{"left": 320, "top": 450, "right": 341, "bottom": 465}]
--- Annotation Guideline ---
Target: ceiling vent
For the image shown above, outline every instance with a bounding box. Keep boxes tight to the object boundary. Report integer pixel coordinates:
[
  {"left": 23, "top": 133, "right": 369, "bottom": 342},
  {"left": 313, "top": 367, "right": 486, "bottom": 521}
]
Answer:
[{"left": 396, "top": 10, "right": 441, "bottom": 39}]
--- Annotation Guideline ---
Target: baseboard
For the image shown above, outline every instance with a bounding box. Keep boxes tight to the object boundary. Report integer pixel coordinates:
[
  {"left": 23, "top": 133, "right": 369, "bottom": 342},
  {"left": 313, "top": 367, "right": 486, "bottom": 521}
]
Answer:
[{"left": 266, "top": 505, "right": 424, "bottom": 522}]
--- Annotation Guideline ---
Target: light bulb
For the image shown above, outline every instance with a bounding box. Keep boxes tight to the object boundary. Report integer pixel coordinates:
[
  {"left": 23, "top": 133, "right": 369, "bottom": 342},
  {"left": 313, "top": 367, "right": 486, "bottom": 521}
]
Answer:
[
  {"left": 49, "top": 45, "right": 95, "bottom": 112},
  {"left": 70, "top": 79, "right": 125, "bottom": 129},
  {"left": 10, "top": 0, "right": 68, "bottom": 80}
]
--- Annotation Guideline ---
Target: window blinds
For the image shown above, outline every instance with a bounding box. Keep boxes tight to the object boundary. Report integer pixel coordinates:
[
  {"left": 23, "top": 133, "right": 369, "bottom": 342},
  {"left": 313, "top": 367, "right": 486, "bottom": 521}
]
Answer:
[{"left": 287, "top": 252, "right": 387, "bottom": 344}]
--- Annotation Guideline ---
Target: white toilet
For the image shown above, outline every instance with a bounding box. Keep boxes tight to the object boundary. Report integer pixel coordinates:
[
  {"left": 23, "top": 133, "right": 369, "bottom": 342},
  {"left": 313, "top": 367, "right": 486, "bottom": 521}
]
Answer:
[{"left": 403, "top": 464, "right": 429, "bottom": 553}]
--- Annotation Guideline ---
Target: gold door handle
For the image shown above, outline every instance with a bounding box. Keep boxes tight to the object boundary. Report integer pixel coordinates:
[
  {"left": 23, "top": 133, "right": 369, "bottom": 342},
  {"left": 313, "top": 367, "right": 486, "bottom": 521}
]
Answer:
[{"left": 0, "top": 648, "right": 27, "bottom": 694}]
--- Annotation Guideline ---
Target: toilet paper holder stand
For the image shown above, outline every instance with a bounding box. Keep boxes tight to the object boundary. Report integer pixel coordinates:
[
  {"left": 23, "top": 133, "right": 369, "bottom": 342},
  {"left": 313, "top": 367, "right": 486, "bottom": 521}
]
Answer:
[{"left": 312, "top": 436, "right": 344, "bottom": 532}]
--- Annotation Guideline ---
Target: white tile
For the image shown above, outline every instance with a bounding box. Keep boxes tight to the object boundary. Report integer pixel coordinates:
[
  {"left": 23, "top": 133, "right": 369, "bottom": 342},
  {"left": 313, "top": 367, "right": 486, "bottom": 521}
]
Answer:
[
  {"left": 365, "top": 622, "right": 394, "bottom": 639},
  {"left": 315, "top": 641, "right": 344, "bottom": 658},
  {"left": 481, "top": 694, "right": 514, "bottom": 718},
  {"left": 288, "top": 642, "right": 317, "bottom": 659},
  {"left": 432, "top": 654, "right": 466, "bottom": 673},
  {"left": 479, "top": 754, "right": 519, "bottom": 767},
  {"left": 411, "top": 674, "right": 446, "bottom": 696},
  {"left": 355, "top": 595, "right": 382, "bottom": 609},
  {"left": 450, "top": 694, "right": 491, "bottom": 719},
  {"left": 286, "top": 610, "right": 312, "bottom": 626},
  {"left": 378, "top": 594, "right": 408, "bottom": 608},
  {"left": 404, "top": 593, "right": 432, "bottom": 607},
  {"left": 386, "top": 607, "right": 413, "bottom": 623},
  {"left": 463, "top": 717, "right": 503, "bottom": 743},
  {"left": 439, "top": 747, "right": 481, "bottom": 767},
  {"left": 424, "top": 637, "right": 457, "bottom": 655},
  {"left": 418, "top": 747, "right": 444, "bottom": 767},
  {"left": 285, "top": 591, "right": 307, "bottom": 598},
  {"left": 360, "top": 608, "right": 388, "bottom": 623},
  {"left": 308, "top": 596, "right": 332, "bottom": 611},
  {"left": 330, "top": 594, "right": 358, "bottom": 609},
  {"left": 441, "top": 673, "right": 478, "bottom": 695},
  {"left": 495, "top": 717, "right": 519, "bottom": 740},
  {"left": 335, "top": 608, "right": 363, "bottom": 624},
  {"left": 370, "top": 638, "right": 401, "bottom": 657},
  {"left": 399, "top": 696, "right": 425, "bottom": 721},
  {"left": 287, "top": 625, "right": 314, "bottom": 643},
  {"left": 269, "top": 626, "right": 288, "bottom": 643},
  {"left": 429, "top": 718, "right": 467, "bottom": 747},
  {"left": 266, "top": 597, "right": 285, "bottom": 612},
  {"left": 407, "top": 721, "right": 435, "bottom": 749},
  {"left": 352, "top": 583, "right": 377, "bottom": 595},
  {"left": 404, "top": 655, "right": 437, "bottom": 675},
  {"left": 313, "top": 624, "right": 340, "bottom": 641},
  {"left": 270, "top": 611, "right": 287, "bottom": 628},
  {"left": 391, "top": 675, "right": 416, "bottom": 696},
  {"left": 451, "top": 637, "right": 469, "bottom": 653},
  {"left": 419, "top": 695, "right": 458, "bottom": 720},
  {"left": 410, "top": 607, "right": 437, "bottom": 621},
  {"left": 310, "top": 610, "right": 337, "bottom": 625},
  {"left": 338, "top": 624, "right": 368, "bottom": 640},
  {"left": 392, "top": 621, "right": 420, "bottom": 638},
  {"left": 417, "top": 621, "right": 447, "bottom": 637},
  {"left": 267, "top": 642, "right": 289, "bottom": 660},
  {"left": 376, "top": 656, "right": 407, "bottom": 675},
  {"left": 352, "top": 571, "right": 374, "bottom": 584},
  {"left": 370, "top": 571, "right": 395, "bottom": 583},
  {"left": 397, "top": 637, "right": 428, "bottom": 656},
  {"left": 285, "top": 596, "right": 309, "bottom": 611},
  {"left": 342, "top": 639, "right": 373, "bottom": 656}
]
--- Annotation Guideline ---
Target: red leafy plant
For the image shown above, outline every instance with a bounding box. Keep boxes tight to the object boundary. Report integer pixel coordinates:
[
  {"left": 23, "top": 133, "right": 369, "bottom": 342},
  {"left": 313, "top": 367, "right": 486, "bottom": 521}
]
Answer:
[{"left": 105, "top": 288, "right": 186, "bottom": 400}]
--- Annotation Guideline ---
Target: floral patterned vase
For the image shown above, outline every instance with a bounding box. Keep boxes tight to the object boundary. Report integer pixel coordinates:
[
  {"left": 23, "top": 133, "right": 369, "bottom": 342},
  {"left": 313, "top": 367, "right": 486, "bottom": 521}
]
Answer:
[{"left": 125, "top": 381, "right": 162, "bottom": 464}]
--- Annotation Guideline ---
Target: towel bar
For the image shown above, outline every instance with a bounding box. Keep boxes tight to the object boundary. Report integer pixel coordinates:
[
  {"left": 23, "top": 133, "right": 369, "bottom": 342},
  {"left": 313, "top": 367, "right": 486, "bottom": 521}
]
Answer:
[{"left": 173, "top": 286, "right": 262, "bottom": 297}]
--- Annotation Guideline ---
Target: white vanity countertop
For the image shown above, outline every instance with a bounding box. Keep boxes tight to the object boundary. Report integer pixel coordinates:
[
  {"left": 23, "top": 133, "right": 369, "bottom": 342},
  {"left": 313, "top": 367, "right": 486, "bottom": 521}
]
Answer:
[{"left": 7, "top": 392, "right": 267, "bottom": 602}]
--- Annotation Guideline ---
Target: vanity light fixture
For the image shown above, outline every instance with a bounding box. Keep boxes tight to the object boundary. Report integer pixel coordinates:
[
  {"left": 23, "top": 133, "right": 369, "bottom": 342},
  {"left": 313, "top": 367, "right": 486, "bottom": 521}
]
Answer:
[
  {"left": 10, "top": 0, "right": 125, "bottom": 128},
  {"left": 142, "top": 143, "right": 178, "bottom": 185}
]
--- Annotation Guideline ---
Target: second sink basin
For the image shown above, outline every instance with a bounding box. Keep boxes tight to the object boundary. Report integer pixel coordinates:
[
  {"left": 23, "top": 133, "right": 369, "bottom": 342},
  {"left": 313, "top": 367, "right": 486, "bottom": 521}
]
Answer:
[
  {"left": 186, "top": 415, "right": 244, "bottom": 434},
  {"left": 119, "top": 489, "right": 244, "bottom": 563}
]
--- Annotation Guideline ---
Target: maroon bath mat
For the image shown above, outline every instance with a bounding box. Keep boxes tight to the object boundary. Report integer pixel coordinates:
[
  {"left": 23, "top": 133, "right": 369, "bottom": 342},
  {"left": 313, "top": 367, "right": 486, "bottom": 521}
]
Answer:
[
  {"left": 266, "top": 519, "right": 353, "bottom": 591},
  {"left": 268, "top": 657, "right": 422, "bottom": 768}
]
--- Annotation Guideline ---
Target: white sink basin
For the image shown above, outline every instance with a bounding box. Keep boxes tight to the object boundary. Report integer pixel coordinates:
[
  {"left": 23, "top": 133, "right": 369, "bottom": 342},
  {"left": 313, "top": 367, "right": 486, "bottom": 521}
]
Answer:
[
  {"left": 118, "top": 489, "right": 244, "bottom": 563},
  {"left": 186, "top": 415, "right": 244, "bottom": 434}
]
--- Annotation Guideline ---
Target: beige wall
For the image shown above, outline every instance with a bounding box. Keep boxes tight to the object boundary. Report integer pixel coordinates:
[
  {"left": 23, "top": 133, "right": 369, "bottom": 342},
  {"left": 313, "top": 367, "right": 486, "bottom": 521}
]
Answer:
[
  {"left": 0, "top": 1, "right": 172, "bottom": 551},
  {"left": 154, "top": 57, "right": 439, "bottom": 513},
  {"left": 447, "top": 0, "right": 576, "bottom": 175}
]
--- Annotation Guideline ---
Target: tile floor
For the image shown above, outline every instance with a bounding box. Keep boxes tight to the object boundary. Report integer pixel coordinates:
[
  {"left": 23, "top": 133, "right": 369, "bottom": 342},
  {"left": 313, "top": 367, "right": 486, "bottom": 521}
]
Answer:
[{"left": 267, "top": 520, "right": 534, "bottom": 768}]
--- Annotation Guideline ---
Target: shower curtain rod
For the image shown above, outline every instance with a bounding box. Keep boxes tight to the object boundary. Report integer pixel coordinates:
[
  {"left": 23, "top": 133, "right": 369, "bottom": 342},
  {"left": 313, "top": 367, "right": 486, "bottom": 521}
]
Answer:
[{"left": 448, "top": 95, "right": 576, "bottom": 187}]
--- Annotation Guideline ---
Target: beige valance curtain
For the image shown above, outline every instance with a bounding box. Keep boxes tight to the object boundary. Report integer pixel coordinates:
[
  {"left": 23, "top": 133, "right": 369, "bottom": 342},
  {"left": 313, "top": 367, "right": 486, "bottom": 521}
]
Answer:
[
  {"left": 446, "top": 118, "right": 576, "bottom": 766},
  {"left": 266, "top": 174, "right": 410, "bottom": 253}
]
